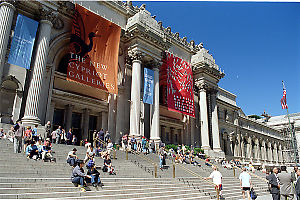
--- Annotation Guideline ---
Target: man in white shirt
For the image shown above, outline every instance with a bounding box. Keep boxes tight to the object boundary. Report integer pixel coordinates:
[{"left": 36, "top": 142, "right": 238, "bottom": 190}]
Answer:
[
  {"left": 239, "top": 167, "right": 252, "bottom": 200},
  {"left": 205, "top": 166, "right": 223, "bottom": 196}
]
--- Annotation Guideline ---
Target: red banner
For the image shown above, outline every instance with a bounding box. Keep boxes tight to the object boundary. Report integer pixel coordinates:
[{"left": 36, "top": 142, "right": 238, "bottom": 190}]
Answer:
[
  {"left": 162, "top": 52, "right": 195, "bottom": 117},
  {"left": 67, "top": 4, "right": 121, "bottom": 94}
]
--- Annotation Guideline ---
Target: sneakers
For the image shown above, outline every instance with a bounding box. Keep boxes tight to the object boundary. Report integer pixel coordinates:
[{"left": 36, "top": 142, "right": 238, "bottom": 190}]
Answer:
[{"left": 77, "top": 185, "right": 86, "bottom": 192}]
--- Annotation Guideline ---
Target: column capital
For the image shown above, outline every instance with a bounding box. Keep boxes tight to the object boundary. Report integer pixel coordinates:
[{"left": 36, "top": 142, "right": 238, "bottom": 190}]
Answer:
[
  {"left": 38, "top": 6, "right": 57, "bottom": 26},
  {"left": 197, "top": 82, "right": 208, "bottom": 92},
  {"left": 128, "top": 49, "right": 144, "bottom": 63}
]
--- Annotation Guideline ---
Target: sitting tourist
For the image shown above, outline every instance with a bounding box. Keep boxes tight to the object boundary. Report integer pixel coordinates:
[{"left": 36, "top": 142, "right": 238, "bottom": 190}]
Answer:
[
  {"left": 26, "top": 141, "right": 39, "bottom": 159},
  {"left": 42, "top": 139, "right": 55, "bottom": 162},
  {"left": 67, "top": 148, "right": 78, "bottom": 167},
  {"left": 71, "top": 160, "right": 91, "bottom": 192},
  {"left": 103, "top": 154, "right": 115, "bottom": 175},
  {"left": 0, "top": 128, "right": 4, "bottom": 139},
  {"left": 36, "top": 140, "right": 43, "bottom": 159},
  {"left": 84, "top": 144, "right": 95, "bottom": 163},
  {"left": 87, "top": 162, "right": 103, "bottom": 187}
]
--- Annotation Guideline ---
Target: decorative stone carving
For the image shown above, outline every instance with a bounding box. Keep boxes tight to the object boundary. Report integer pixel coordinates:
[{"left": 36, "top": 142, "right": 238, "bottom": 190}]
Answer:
[
  {"left": 197, "top": 82, "right": 208, "bottom": 92},
  {"left": 127, "top": 49, "right": 144, "bottom": 61}
]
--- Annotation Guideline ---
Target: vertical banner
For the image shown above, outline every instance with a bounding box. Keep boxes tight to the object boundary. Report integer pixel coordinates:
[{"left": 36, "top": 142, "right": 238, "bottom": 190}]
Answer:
[
  {"left": 67, "top": 4, "right": 121, "bottom": 94},
  {"left": 8, "top": 14, "right": 38, "bottom": 69},
  {"left": 163, "top": 52, "right": 195, "bottom": 117},
  {"left": 143, "top": 68, "right": 154, "bottom": 104}
]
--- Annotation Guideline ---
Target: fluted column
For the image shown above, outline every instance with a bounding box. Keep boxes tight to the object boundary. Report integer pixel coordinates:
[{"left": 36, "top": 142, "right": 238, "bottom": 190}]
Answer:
[
  {"left": 65, "top": 104, "right": 74, "bottom": 132},
  {"left": 273, "top": 143, "right": 278, "bottom": 164},
  {"left": 278, "top": 143, "right": 283, "bottom": 163},
  {"left": 263, "top": 140, "right": 268, "bottom": 162},
  {"left": 241, "top": 134, "right": 245, "bottom": 160},
  {"left": 150, "top": 65, "right": 160, "bottom": 142},
  {"left": 254, "top": 137, "right": 260, "bottom": 161},
  {"left": 268, "top": 142, "right": 273, "bottom": 163},
  {"left": 0, "top": 2, "right": 15, "bottom": 84},
  {"left": 234, "top": 133, "right": 241, "bottom": 157},
  {"left": 211, "top": 89, "right": 221, "bottom": 151},
  {"left": 129, "top": 50, "right": 143, "bottom": 137},
  {"left": 22, "top": 19, "right": 52, "bottom": 125},
  {"left": 108, "top": 93, "right": 117, "bottom": 143},
  {"left": 199, "top": 83, "right": 210, "bottom": 152},
  {"left": 101, "top": 111, "right": 108, "bottom": 131},
  {"left": 247, "top": 136, "right": 252, "bottom": 160}
]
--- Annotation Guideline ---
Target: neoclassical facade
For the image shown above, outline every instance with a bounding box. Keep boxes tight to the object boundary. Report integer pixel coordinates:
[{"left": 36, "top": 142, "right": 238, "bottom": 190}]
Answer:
[{"left": 0, "top": 1, "right": 291, "bottom": 166}]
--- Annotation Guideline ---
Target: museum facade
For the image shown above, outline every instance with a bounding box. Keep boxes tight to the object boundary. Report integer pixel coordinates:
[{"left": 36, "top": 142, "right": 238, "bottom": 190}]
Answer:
[{"left": 0, "top": 1, "right": 292, "bottom": 165}]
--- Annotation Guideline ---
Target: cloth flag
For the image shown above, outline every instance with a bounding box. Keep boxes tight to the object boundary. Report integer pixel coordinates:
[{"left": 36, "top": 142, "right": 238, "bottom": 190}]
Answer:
[
  {"left": 281, "top": 85, "right": 288, "bottom": 109},
  {"left": 143, "top": 68, "right": 154, "bottom": 104},
  {"left": 162, "top": 51, "right": 195, "bottom": 117},
  {"left": 8, "top": 14, "right": 38, "bottom": 69},
  {"left": 67, "top": 4, "right": 121, "bottom": 94}
]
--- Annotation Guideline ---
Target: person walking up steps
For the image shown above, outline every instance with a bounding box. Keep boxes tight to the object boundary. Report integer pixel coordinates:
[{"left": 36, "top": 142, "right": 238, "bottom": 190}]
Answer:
[
  {"left": 239, "top": 167, "right": 252, "bottom": 200},
  {"left": 205, "top": 166, "right": 223, "bottom": 197}
]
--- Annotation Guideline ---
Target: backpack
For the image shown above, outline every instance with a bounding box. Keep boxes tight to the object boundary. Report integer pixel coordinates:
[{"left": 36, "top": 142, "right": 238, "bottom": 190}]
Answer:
[
  {"left": 86, "top": 160, "right": 95, "bottom": 169},
  {"left": 250, "top": 188, "right": 257, "bottom": 199}
]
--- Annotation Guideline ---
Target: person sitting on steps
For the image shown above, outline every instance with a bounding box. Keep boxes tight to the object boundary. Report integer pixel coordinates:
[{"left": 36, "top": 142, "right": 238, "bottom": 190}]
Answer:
[
  {"left": 103, "top": 154, "right": 115, "bottom": 175},
  {"left": 87, "top": 162, "right": 103, "bottom": 187},
  {"left": 42, "top": 139, "right": 55, "bottom": 162},
  {"left": 67, "top": 148, "right": 78, "bottom": 167},
  {"left": 26, "top": 140, "right": 39, "bottom": 160},
  {"left": 71, "top": 160, "right": 91, "bottom": 192}
]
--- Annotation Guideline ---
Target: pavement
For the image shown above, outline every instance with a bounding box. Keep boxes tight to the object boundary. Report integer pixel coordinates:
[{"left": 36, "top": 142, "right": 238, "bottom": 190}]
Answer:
[{"left": 239, "top": 194, "right": 272, "bottom": 200}]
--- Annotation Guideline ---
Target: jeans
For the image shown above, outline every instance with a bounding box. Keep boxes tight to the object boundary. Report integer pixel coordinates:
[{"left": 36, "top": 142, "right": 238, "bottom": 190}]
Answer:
[
  {"left": 14, "top": 136, "right": 22, "bottom": 153},
  {"left": 91, "top": 175, "right": 101, "bottom": 184},
  {"left": 67, "top": 158, "right": 77, "bottom": 166},
  {"left": 28, "top": 151, "right": 38, "bottom": 158},
  {"left": 159, "top": 157, "right": 163, "bottom": 168},
  {"left": 72, "top": 176, "right": 84, "bottom": 186}
]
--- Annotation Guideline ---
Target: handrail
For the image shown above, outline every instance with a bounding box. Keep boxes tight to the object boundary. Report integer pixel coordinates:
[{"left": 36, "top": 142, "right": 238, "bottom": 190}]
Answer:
[{"left": 95, "top": 137, "right": 159, "bottom": 177}]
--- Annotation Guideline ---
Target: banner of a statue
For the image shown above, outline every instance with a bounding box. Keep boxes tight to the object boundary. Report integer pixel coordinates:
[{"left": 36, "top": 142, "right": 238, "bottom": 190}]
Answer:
[
  {"left": 67, "top": 4, "right": 121, "bottom": 94},
  {"left": 143, "top": 68, "right": 154, "bottom": 104},
  {"left": 8, "top": 14, "right": 38, "bottom": 69},
  {"left": 164, "top": 52, "right": 195, "bottom": 117}
]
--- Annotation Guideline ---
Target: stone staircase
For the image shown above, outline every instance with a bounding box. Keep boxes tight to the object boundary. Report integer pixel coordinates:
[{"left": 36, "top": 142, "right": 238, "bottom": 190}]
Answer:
[{"left": 0, "top": 139, "right": 212, "bottom": 199}]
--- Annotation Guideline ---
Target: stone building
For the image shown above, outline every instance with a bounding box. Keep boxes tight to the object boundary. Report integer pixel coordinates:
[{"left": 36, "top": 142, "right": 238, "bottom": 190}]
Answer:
[{"left": 0, "top": 1, "right": 291, "bottom": 166}]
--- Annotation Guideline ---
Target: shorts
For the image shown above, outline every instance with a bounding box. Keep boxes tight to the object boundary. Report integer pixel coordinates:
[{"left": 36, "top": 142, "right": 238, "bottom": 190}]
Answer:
[
  {"left": 215, "top": 184, "right": 222, "bottom": 191},
  {"left": 242, "top": 187, "right": 250, "bottom": 191}
]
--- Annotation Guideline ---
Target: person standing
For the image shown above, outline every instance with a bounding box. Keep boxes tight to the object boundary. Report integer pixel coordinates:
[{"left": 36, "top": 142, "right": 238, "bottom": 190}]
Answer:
[
  {"left": 44, "top": 121, "right": 51, "bottom": 140},
  {"left": 295, "top": 169, "right": 300, "bottom": 200},
  {"left": 56, "top": 126, "right": 62, "bottom": 144},
  {"left": 278, "top": 165, "right": 295, "bottom": 200},
  {"left": 13, "top": 120, "right": 24, "bottom": 153},
  {"left": 239, "top": 167, "right": 252, "bottom": 200},
  {"left": 267, "top": 167, "right": 281, "bottom": 200},
  {"left": 205, "top": 166, "right": 223, "bottom": 197},
  {"left": 66, "top": 129, "right": 73, "bottom": 145}
]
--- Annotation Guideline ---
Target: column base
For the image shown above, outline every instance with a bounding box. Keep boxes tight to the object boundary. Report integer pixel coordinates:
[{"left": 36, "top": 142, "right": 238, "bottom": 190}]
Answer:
[
  {"left": 22, "top": 116, "right": 40, "bottom": 126},
  {"left": 201, "top": 146, "right": 211, "bottom": 155}
]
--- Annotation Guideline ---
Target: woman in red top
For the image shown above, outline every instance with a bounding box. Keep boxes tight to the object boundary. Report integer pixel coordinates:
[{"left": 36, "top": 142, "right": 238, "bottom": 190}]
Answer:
[{"left": 23, "top": 126, "right": 32, "bottom": 153}]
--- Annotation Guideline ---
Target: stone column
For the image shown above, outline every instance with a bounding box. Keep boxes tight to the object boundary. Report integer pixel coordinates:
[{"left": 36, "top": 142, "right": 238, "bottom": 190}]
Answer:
[
  {"left": 129, "top": 50, "right": 143, "bottom": 137},
  {"left": 190, "top": 117, "right": 196, "bottom": 146},
  {"left": 262, "top": 140, "right": 268, "bottom": 162},
  {"left": 234, "top": 133, "right": 241, "bottom": 157},
  {"left": 273, "top": 142, "right": 278, "bottom": 164},
  {"left": 211, "top": 89, "right": 221, "bottom": 152},
  {"left": 278, "top": 143, "right": 283, "bottom": 163},
  {"left": 253, "top": 137, "right": 259, "bottom": 161},
  {"left": 108, "top": 93, "right": 117, "bottom": 143},
  {"left": 22, "top": 19, "right": 52, "bottom": 125},
  {"left": 150, "top": 65, "right": 160, "bottom": 142},
  {"left": 116, "top": 86, "right": 125, "bottom": 143},
  {"left": 199, "top": 83, "right": 210, "bottom": 152},
  {"left": 241, "top": 135, "right": 245, "bottom": 160},
  {"left": 64, "top": 104, "right": 73, "bottom": 132},
  {"left": 45, "top": 101, "right": 55, "bottom": 125},
  {"left": 101, "top": 111, "right": 108, "bottom": 131},
  {"left": 82, "top": 108, "right": 90, "bottom": 141},
  {"left": 247, "top": 136, "right": 252, "bottom": 160},
  {"left": 268, "top": 142, "right": 273, "bottom": 163},
  {"left": 0, "top": 2, "right": 15, "bottom": 85}
]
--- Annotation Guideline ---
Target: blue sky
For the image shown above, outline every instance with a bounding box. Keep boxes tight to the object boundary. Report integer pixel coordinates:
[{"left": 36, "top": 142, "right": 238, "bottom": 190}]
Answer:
[{"left": 135, "top": 1, "right": 300, "bottom": 117}]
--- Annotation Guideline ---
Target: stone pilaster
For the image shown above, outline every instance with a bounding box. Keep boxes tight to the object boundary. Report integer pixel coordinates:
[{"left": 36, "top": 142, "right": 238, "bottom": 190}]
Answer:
[
  {"left": 128, "top": 49, "right": 143, "bottom": 137},
  {"left": 241, "top": 134, "right": 245, "bottom": 160},
  {"left": 150, "top": 64, "right": 160, "bottom": 142},
  {"left": 198, "top": 83, "right": 210, "bottom": 152},
  {"left": 108, "top": 93, "right": 117, "bottom": 142},
  {"left": 267, "top": 142, "right": 273, "bottom": 163},
  {"left": 211, "top": 89, "right": 221, "bottom": 152},
  {"left": 64, "top": 104, "right": 74, "bottom": 132},
  {"left": 22, "top": 19, "right": 53, "bottom": 126},
  {"left": 101, "top": 111, "right": 108, "bottom": 131},
  {"left": 247, "top": 135, "right": 252, "bottom": 160},
  {"left": 0, "top": 2, "right": 15, "bottom": 85},
  {"left": 278, "top": 143, "right": 283, "bottom": 163},
  {"left": 273, "top": 142, "right": 278, "bottom": 164}
]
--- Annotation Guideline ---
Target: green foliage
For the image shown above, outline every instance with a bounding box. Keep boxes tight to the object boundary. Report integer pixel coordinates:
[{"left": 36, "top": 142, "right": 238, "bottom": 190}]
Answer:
[
  {"left": 164, "top": 144, "right": 204, "bottom": 154},
  {"left": 194, "top": 147, "right": 204, "bottom": 154},
  {"left": 248, "top": 115, "right": 262, "bottom": 119}
]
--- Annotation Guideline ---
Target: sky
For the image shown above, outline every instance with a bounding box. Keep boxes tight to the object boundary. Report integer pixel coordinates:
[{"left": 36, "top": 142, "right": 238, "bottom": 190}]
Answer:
[{"left": 134, "top": 1, "right": 300, "bottom": 117}]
